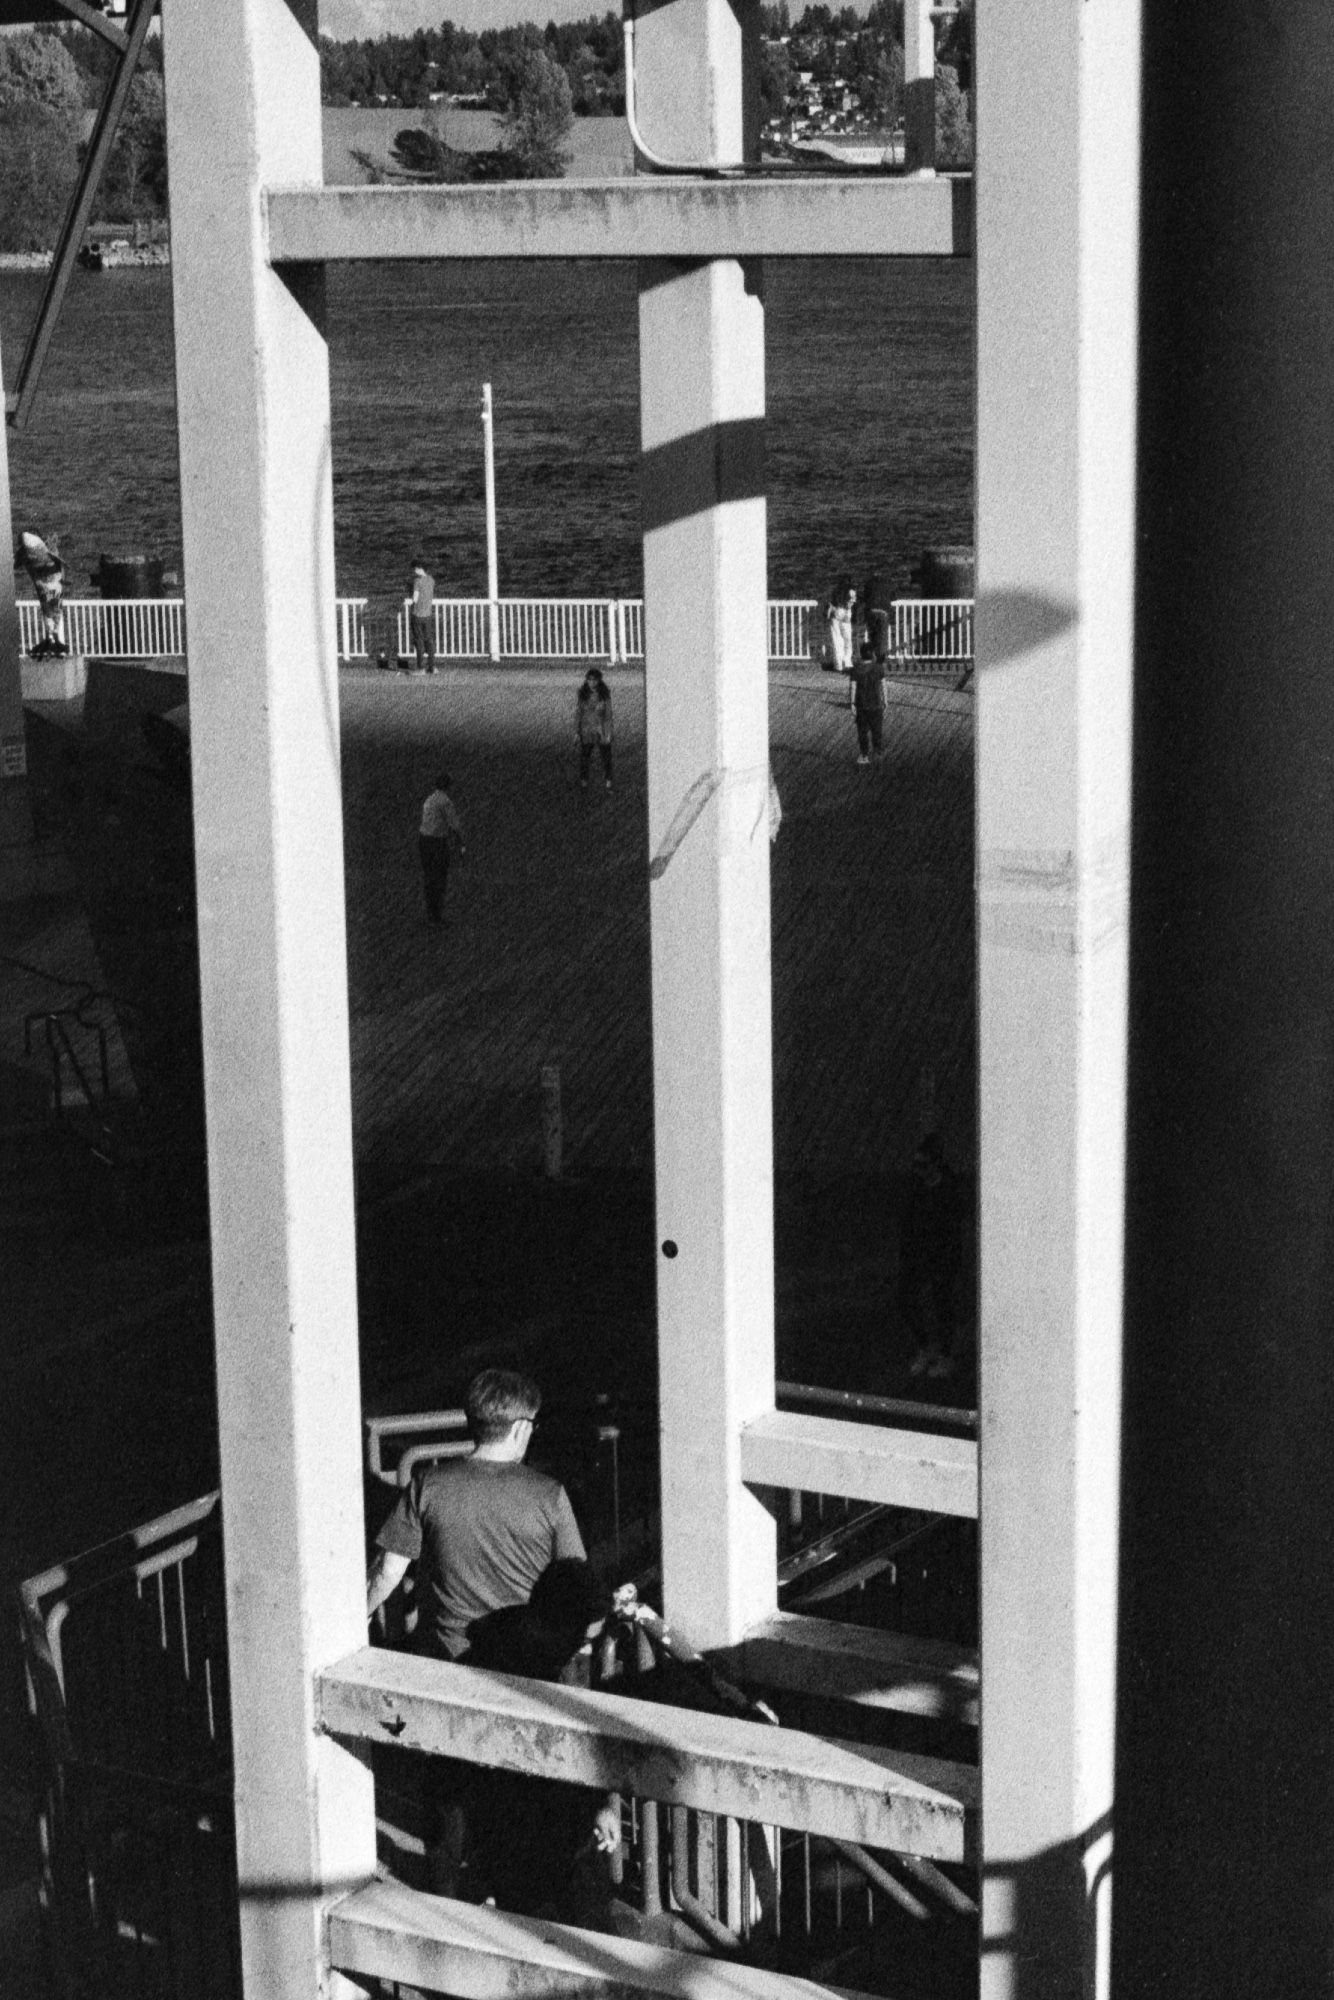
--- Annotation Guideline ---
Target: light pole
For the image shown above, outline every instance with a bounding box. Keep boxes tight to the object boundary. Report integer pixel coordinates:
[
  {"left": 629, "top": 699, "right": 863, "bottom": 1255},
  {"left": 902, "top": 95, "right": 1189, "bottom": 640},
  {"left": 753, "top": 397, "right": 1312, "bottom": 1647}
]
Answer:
[{"left": 482, "top": 381, "right": 500, "bottom": 662}]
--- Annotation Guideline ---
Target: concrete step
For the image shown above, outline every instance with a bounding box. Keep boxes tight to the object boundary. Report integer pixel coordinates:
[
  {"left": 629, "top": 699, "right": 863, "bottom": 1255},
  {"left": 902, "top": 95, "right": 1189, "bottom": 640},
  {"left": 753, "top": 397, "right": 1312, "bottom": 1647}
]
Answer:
[{"left": 330, "top": 1877, "right": 875, "bottom": 2000}]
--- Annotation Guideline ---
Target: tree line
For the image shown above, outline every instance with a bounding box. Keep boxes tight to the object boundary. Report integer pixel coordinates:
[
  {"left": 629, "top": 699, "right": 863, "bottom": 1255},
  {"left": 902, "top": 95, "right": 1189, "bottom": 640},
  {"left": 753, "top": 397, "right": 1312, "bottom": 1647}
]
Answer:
[
  {"left": 321, "top": 3, "right": 973, "bottom": 127},
  {"left": 0, "top": 27, "right": 165, "bottom": 253},
  {"left": 0, "top": 4, "right": 972, "bottom": 251}
]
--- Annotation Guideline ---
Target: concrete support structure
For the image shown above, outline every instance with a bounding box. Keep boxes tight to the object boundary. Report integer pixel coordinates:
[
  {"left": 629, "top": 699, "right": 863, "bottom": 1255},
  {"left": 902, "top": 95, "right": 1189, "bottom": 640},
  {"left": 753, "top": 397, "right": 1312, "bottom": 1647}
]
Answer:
[
  {"left": 636, "top": 0, "right": 776, "bottom": 1651},
  {"left": 318, "top": 1649, "right": 976, "bottom": 1856},
  {"left": 975, "top": 2, "right": 1140, "bottom": 1995},
  {"left": 0, "top": 337, "right": 27, "bottom": 795},
  {"left": 903, "top": 0, "right": 935, "bottom": 175},
  {"left": 1117, "top": 8, "right": 1334, "bottom": 1993},
  {"left": 263, "top": 179, "right": 971, "bottom": 263},
  {"left": 161, "top": 0, "right": 375, "bottom": 1992}
]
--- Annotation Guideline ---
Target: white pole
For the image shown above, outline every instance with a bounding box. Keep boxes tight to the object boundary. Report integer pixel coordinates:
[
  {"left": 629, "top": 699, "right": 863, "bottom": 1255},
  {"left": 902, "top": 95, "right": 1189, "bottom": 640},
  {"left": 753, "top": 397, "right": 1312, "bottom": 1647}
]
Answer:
[{"left": 482, "top": 381, "right": 500, "bottom": 663}]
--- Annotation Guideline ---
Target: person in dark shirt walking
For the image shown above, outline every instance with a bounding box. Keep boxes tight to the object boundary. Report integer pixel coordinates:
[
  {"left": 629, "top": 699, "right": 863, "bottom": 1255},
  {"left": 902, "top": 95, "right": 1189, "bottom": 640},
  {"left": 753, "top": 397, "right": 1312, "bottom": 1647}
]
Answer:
[
  {"left": 368, "top": 1367, "right": 585, "bottom": 1659},
  {"left": 417, "top": 773, "right": 464, "bottom": 924},
  {"left": 575, "top": 668, "right": 614, "bottom": 791},
  {"left": 850, "top": 648, "right": 887, "bottom": 765},
  {"left": 366, "top": 1368, "right": 586, "bottom": 1896}
]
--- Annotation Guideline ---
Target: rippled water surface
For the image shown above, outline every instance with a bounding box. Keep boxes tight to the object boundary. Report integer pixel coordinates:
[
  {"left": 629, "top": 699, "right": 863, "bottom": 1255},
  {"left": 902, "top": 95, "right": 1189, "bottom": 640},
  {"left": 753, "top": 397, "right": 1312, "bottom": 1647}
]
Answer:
[{"left": 1, "top": 259, "right": 972, "bottom": 601}]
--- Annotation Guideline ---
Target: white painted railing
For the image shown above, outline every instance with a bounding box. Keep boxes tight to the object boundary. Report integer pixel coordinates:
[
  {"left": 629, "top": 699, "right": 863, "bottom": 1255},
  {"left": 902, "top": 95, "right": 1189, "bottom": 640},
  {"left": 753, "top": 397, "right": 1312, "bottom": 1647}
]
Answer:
[
  {"left": 18, "top": 596, "right": 187, "bottom": 659},
  {"left": 17, "top": 594, "right": 975, "bottom": 668}
]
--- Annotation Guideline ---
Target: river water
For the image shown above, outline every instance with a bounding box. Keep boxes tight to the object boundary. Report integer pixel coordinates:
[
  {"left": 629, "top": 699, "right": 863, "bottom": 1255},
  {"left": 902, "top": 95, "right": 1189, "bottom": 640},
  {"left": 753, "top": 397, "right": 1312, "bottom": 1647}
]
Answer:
[{"left": 0, "top": 258, "right": 972, "bottom": 603}]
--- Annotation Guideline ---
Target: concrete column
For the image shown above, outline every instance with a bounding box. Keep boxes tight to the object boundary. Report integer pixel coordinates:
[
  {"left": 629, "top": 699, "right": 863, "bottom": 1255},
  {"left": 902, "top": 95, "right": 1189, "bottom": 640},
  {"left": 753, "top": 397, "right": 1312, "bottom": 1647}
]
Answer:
[
  {"left": 161, "top": 0, "right": 374, "bottom": 1993},
  {"left": 1117, "top": 7, "right": 1334, "bottom": 1994},
  {"left": 636, "top": 0, "right": 777, "bottom": 1650},
  {"left": 0, "top": 342, "right": 34, "bottom": 879},
  {"left": 974, "top": 2, "right": 1140, "bottom": 1995},
  {"left": 903, "top": 0, "right": 935, "bottom": 174}
]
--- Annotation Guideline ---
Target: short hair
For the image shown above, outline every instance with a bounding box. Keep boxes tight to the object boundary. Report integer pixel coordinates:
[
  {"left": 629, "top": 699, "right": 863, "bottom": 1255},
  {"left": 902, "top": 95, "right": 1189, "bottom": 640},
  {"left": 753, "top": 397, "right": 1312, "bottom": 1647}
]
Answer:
[{"left": 466, "top": 1367, "right": 541, "bottom": 1442}]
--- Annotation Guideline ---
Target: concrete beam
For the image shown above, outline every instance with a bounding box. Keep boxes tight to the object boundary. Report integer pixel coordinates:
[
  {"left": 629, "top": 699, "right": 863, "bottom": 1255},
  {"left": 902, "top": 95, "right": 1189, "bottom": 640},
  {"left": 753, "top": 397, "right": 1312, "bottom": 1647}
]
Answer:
[
  {"left": 330, "top": 1878, "right": 878, "bottom": 2000},
  {"left": 0, "top": 329, "right": 28, "bottom": 811},
  {"left": 740, "top": 1412, "right": 978, "bottom": 1518},
  {"left": 264, "top": 177, "right": 973, "bottom": 265},
  {"left": 318, "top": 1649, "right": 977, "bottom": 1860},
  {"left": 904, "top": 0, "right": 936, "bottom": 173},
  {"left": 636, "top": 2, "right": 776, "bottom": 1655},
  {"left": 975, "top": 0, "right": 1140, "bottom": 1993},
  {"left": 723, "top": 1611, "right": 978, "bottom": 1727},
  {"left": 161, "top": 0, "right": 376, "bottom": 1990}
]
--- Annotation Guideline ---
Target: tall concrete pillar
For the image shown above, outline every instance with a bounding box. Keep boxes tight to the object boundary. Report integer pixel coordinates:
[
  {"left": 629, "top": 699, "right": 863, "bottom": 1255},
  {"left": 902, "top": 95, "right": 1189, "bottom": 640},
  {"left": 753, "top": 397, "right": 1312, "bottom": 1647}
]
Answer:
[
  {"left": 0, "top": 344, "right": 35, "bottom": 885},
  {"left": 975, "top": 2, "right": 1140, "bottom": 1993},
  {"left": 903, "top": 0, "right": 935, "bottom": 174},
  {"left": 161, "top": 0, "right": 374, "bottom": 1992},
  {"left": 1117, "top": 6, "right": 1334, "bottom": 1994},
  {"left": 636, "top": 0, "right": 777, "bottom": 1650}
]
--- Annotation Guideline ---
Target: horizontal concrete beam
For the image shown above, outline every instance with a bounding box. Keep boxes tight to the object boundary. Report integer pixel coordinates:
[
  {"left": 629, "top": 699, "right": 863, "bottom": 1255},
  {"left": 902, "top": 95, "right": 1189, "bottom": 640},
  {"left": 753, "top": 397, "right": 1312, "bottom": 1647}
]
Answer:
[
  {"left": 264, "top": 176, "right": 973, "bottom": 265},
  {"left": 722, "top": 1611, "right": 978, "bottom": 1728},
  {"left": 740, "top": 1411, "right": 979, "bottom": 1518},
  {"left": 330, "top": 1878, "right": 876, "bottom": 2000},
  {"left": 317, "top": 1648, "right": 975, "bottom": 1861}
]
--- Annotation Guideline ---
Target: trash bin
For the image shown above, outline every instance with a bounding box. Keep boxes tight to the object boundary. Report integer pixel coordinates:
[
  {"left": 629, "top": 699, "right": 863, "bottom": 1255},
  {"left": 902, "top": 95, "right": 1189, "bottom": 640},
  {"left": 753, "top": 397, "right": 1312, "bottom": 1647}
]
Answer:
[
  {"left": 95, "top": 554, "right": 166, "bottom": 599},
  {"left": 910, "top": 546, "right": 974, "bottom": 599}
]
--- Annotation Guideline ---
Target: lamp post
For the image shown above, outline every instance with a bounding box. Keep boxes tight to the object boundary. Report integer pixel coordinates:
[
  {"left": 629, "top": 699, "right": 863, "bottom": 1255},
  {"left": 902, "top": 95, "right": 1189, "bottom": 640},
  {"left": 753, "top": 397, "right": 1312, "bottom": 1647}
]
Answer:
[{"left": 482, "top": 381, "right": 499, "bottom": 663}]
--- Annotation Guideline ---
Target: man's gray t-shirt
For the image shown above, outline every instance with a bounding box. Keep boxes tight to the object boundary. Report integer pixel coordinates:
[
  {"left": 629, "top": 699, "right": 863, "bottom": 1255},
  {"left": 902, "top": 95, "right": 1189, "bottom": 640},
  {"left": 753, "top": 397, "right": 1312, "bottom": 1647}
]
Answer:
[{"left": 377, "top": 1456, "right": 586, "bottom": 1659}]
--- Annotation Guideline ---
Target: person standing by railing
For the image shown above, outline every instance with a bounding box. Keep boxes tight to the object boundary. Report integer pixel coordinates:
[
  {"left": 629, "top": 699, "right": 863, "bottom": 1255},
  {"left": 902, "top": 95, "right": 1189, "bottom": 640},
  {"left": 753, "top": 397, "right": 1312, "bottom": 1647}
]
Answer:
[
  {"left": 860, "top": 570, "right": 892, "bottom": 667},
  {"left": 409, "top": 557, "right": 436, "bottom": 674},
  {"left": 824, "top": 575, "right": 857, "bottom": 678},
  {"left": 575, "top": 667, "right": 614, "bottom": 791}
]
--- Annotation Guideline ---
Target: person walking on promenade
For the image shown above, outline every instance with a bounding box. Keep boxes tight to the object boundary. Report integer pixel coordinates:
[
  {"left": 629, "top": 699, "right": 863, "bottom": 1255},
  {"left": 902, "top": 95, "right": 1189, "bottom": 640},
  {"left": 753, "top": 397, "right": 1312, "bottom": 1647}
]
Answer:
[
  {"left": 409, "top": 557, "right": 436, "bottom": 673},
  {"left": 417, "top": 772, "right": 464, "bottom": 924},
  {"left": 850, "top": 647, "right": 887, "bottom": 766},
  {"left": 860, "top": 569, "right": 892, "bottom": 666},
  {"left": 575, "top": 667, "right": 614, "bottom": 790}
]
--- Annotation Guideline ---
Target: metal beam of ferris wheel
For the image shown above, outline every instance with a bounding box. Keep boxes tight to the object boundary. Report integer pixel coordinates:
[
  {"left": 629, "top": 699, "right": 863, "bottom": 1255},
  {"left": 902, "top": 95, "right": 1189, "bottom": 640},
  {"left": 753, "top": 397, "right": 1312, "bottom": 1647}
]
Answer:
[{"left": 3, "top": 0, "right": 157, "bottom": 433}]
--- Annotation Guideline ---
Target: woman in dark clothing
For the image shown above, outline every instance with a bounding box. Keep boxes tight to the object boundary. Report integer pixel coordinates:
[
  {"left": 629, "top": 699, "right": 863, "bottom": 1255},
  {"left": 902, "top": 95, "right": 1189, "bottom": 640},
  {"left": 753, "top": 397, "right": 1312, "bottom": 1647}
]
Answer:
[{"left": 575, "top": 668, "right": 614, "bottom": 790}]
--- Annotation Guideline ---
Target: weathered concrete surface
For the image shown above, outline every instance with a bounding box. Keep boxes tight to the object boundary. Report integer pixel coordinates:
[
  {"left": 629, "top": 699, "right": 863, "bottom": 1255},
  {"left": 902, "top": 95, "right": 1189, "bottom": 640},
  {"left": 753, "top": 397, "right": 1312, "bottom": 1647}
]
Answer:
[{"left": 318, "top": 1647, "right": 976, "bottom": 1861}]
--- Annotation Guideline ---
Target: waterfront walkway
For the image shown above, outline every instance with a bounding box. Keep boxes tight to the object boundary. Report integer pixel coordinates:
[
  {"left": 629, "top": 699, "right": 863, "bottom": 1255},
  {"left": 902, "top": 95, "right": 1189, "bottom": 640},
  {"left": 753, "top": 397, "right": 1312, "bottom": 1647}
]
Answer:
[{"left": 340, "top": 662, "right": 975, "bottom": 1181}]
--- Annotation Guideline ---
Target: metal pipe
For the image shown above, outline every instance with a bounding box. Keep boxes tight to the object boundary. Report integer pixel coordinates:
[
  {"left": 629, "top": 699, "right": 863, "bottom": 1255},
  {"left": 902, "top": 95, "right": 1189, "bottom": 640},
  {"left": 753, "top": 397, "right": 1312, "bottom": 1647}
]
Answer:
[
  {"left": 895, "top": 1851, "right": 977, "bottom": 1916},
  {"left": 9, "top": 0, "right": 159, "bottom": 429},
  {"left": 481, "top": 383, "right": 500, "bottom": 662},
  {"left": 777, "top": 1378, "right": 977, "bottom": 1433},
  {"left": 828, "top": 1838, "right": 930, "bottom": 1922},
  {"left": 670, "top": 1807, "right": 742, "bottom": 1950},
  {"left": 639, "top": 1799, "right": 662, "bottom": 1915}
]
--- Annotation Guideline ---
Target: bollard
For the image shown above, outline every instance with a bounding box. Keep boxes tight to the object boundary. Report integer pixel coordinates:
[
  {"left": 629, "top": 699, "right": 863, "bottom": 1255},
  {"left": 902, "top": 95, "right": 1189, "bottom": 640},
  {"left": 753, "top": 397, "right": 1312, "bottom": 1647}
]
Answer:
[{"left": 541, "top": 1064, "right": 562, "bottom": 1179}]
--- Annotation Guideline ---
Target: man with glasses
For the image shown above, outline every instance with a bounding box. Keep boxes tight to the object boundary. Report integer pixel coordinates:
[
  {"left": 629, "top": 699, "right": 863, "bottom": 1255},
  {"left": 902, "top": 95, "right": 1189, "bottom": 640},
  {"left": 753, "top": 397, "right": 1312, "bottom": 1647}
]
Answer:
[
  {"left": 368, "top": 1367, "right": 585, "bottom": 1662},
  {"left": 367, "top": 1367, "right": 587, "bottom": 1897}
]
